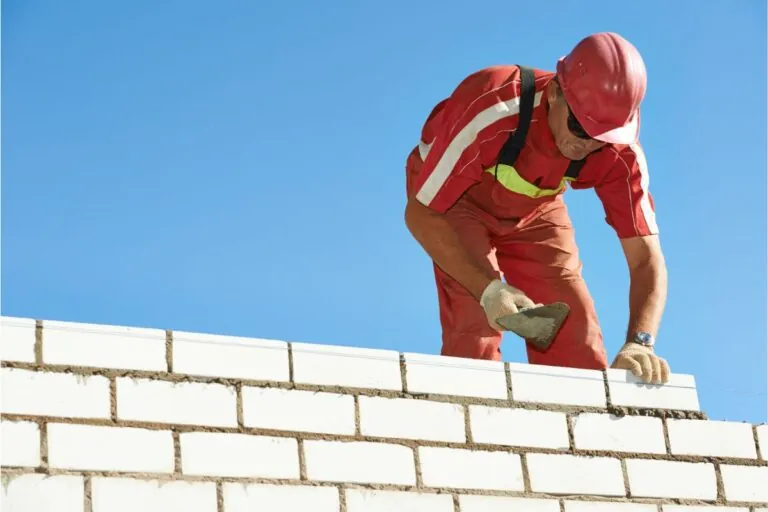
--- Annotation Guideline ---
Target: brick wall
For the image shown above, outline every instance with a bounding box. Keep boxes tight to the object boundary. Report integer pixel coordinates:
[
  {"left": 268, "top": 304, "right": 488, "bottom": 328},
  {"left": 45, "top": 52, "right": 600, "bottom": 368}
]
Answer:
[{"left": 1, "top": 316, "right": 766, "bottom": 512}]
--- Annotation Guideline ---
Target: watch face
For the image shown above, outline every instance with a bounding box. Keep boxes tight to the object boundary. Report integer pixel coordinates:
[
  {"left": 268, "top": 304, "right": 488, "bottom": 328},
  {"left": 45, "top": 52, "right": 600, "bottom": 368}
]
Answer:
[{"left": 636, "top": 332, "right": 653, "bottom": 345}]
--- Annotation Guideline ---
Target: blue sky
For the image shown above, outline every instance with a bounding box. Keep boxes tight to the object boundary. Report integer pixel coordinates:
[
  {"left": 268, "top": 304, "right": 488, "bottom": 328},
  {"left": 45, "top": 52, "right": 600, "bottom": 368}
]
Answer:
[{"left": 2, "top": 0, "right": 766, "bottom": 424}]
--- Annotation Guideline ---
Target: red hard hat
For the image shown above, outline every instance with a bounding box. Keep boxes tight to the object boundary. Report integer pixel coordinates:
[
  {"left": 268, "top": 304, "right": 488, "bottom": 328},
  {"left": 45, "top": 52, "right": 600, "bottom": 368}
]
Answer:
[{"left": 556, "top": 32, "right": 647, "bottom": 144}]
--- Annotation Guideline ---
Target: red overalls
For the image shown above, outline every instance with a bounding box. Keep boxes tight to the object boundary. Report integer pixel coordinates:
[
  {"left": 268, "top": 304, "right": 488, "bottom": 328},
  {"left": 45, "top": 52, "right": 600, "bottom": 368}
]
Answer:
[{"left": 406, "top": 64, "right": 658, "bottom": 370}]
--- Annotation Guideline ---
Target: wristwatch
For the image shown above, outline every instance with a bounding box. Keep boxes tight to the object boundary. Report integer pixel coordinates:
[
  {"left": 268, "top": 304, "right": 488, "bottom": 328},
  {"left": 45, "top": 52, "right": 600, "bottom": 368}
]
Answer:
[{"left": 630, "top": 331, "right": 655, "bottom": 347}]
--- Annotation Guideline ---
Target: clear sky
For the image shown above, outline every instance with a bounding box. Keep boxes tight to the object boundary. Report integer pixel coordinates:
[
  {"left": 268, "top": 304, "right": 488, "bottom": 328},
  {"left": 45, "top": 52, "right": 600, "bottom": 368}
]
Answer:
[{"left": 3, "top": 0, "right": 766, "bottom": 424}]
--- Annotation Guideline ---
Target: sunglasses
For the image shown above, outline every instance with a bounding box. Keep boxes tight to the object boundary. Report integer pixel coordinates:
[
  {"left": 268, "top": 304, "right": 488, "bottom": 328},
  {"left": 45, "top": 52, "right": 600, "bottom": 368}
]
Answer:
[
  {"left": 554, "top": 79, "right": 593, "bottom": 140},
  {"left": 566, "top": 105, "right": 592, "bottom": 140}
]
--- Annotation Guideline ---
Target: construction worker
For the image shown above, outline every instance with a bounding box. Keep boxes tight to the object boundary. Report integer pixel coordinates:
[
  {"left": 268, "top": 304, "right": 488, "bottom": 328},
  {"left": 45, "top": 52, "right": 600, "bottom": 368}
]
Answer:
[{"left": 405, "top": 32, "right": 670, "bottom": 385}]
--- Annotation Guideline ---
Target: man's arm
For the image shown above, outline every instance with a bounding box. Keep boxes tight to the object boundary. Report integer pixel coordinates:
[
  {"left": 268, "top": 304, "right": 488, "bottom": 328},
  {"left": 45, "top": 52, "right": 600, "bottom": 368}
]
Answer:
[
  {"left": 591, "top": 144, "right": 671, "bottom": 383},
  {"left": 611, "top": 233, "right": 670, "bottom": 384},
  {"left": 405, "top": 65, "right": 543, "bottom": 325},
  {"left": 620, "top": 234, "right": 668, "bottom": 340},
  {"left": 404, "top": 196, "right": 494, "bottom": 300},
  {"left": 404, "top": 66, "right": 524, "bottom": 299}
]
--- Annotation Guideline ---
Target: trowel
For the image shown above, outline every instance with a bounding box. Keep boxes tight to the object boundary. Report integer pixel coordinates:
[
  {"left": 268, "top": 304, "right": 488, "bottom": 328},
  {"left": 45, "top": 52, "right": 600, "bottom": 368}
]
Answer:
[{"left": 495, "top": 302, "right": 570, "bottom": 350}]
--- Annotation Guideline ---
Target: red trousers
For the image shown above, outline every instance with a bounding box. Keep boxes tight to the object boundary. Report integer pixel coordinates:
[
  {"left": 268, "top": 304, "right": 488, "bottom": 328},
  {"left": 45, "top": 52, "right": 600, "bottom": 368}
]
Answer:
[{"left": 407, "top": 149, "right": 608, "bottom": 370}]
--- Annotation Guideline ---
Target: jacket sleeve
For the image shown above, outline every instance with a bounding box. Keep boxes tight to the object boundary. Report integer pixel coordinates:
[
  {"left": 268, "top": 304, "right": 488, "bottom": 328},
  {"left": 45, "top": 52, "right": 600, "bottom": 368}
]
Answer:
[
  {"left": 594, "top": 143, "right": 660, "bottom": 239},
  {"left": 411, "top": 67, "right": 521, "bottom": 213}
]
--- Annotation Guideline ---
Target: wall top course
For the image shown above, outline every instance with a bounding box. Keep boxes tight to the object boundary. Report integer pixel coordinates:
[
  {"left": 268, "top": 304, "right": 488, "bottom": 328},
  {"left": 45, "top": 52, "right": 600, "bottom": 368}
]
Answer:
[{"left": 1, "top": 315, "right": 706, "bottom": 416}]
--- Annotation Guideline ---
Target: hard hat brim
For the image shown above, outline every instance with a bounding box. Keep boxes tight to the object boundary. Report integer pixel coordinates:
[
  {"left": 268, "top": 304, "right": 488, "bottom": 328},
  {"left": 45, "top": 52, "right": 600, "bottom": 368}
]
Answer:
[{"left": 585, "top": 109, "right": 641, "bottom": 145}]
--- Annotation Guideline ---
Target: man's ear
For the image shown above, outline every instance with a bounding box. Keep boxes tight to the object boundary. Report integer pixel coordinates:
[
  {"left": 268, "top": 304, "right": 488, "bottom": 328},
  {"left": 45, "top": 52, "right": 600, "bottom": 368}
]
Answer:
[{"left": 545, "top": 80, "right": 558, "bottom": 105}]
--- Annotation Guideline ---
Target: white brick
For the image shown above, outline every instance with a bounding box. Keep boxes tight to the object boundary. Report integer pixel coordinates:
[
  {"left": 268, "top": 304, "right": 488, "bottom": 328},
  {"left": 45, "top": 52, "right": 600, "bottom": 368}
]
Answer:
[
  {"left": 572, "top": 413, "right": 666, "bottom": 454},
  {"left": 172, "top": 331, "right": 289, "bottom": 381},
  {"left": 180, "top": 432, "right": 299, "bottom": 478},
  {"left": 404, "top": 353, "right": 507, "bottom": 399},
  {"left": 359, "top": 396, "right": 465, "bottom": 442},
  {"left": 92, "top": 478, "right": 217, "bottom": 512},
  {"left": 117, "top": 377, "right": 237, "bottom": 427},
  {"left": 460, "top": 495, "right": 560, "bottom": 512},
  {"left": 292, "top": 342, "right": 402, "bottom": 390},
  {"left": 758, "top": 424, "right": 768, "bottom": 459},
  {"left": 224, "top": 483, "right": 339, "bottom": 512},
  {"left": 625, "top": 459, "right": 716, "bottom": 499},
  {"left": 43, "top": 319, "right": 166, "bottom": 371},
  {"left": 667, "top": 418, "right": 757, "bottom": 458},
  {"left": 526, "top": 453, "right": 625, "bottom": 496},
  {"left": 1, "top": 316, "right": 36, "bottom": 362},
  {"left": 419, "top": 446, "right": 524, "bottom": 491},
  {"left": 304, "top": 440, "right": 415, "bottom": 485},
  {"left": 663, "top": 507, "right": 750, "bottom": 512},
  {"left": 607, "top": 369, "right": 700, "bottom": 411},
  {"left": 566, "top": 503, "right": 657, "bottom": 512},
  {"left": 1, "top": 367, "right": 110, "bottom": 418},
  {"left": 48, "top": 423, "right": 174, "bottom": 473},
  {"left": 509, "top": 362, "right": 606, "bottom": 407},
  {"left": 720, "top": 464, "right": 768, "bottom": 503},
  {"left": 469, "top": 406, "right": 569, "bottom": 449},
  {"left": 1, "top": 420, "right": 40, "bottom": 467},
  {"left": 0, "top": 474, "right": 83, "bottom": 512},
  {"left": 242, "top": 387, "right": 354, "bottom": 435},
  {"left": 346, "top": 489, "right": 454, "bottom": 512}
]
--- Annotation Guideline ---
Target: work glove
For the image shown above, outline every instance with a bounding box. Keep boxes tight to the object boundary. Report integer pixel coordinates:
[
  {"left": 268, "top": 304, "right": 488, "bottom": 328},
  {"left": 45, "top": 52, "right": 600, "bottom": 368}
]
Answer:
[
  {"left": 480, "top": 279, "right": 539, "bottom": 331},
  {"left": 610, "top": 342, "right": 670, "bottom": 384}
]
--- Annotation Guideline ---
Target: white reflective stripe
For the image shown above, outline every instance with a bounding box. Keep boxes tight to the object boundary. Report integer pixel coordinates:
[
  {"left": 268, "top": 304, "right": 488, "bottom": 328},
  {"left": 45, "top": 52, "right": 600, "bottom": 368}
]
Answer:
[
  {"left": 418, "top": 140, "right": 432, "bottom": 160},
  {"left": 630, "top": 143, "right": 658, "bottom": 234},
  {"left": 416, "top": 91, "right": 543, "bottom": 206}
]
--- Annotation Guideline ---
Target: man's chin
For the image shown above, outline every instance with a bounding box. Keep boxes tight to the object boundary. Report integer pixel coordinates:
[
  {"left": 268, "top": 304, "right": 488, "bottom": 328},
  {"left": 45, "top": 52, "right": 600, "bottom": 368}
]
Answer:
[{"left": 557, "top": 143, "right": 589, "bottom": 161}]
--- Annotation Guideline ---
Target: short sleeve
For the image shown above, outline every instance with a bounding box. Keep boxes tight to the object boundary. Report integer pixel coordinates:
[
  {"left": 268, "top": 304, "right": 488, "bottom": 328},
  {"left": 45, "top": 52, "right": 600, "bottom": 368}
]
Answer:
[
  {"left": 594, "top": 143, "right": 659, "bottom": 239},
  {"left": 411, "top": 67, "right": 523, "bottom": 213}
]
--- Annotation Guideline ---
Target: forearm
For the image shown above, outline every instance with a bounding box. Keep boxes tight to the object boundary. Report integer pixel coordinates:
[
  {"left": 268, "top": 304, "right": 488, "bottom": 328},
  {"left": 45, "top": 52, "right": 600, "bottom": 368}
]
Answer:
[
  {"left": 614, "top": 235, "right": 671, "bottom": 384},
  {"left": 626, "top": 259, "right": 668, "bottom": 340},
  {"left": 405, "top": 197, "right": 495, "bottom": 300}
]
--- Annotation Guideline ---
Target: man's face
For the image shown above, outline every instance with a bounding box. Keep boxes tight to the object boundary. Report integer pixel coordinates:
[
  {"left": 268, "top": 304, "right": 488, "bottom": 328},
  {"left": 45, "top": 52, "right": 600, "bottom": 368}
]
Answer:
[{"left": 546, "top": 79, "right": 607, "bottom": 161}]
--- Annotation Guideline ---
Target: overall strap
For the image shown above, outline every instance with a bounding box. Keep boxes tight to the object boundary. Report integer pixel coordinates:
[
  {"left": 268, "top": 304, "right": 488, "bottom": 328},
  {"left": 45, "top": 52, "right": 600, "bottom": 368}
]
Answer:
[
  {"left": 564, "top": 157, "right": 586, "bottom": 180},
  {"left": 496, "top": 65, "right": 536, "bottom": 169}
]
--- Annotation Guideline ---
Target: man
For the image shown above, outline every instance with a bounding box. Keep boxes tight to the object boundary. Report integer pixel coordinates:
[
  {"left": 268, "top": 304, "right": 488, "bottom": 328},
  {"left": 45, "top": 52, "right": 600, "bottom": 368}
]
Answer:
[{"left": 404, "top": 32, "right": 670, "bottom": 385}]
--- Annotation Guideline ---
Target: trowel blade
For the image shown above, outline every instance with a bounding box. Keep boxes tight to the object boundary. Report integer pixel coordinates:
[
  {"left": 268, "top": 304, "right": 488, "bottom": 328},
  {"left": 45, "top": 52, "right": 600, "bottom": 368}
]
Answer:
[{"left": 495, "top": 302, "right": 570, "bottom": 350}]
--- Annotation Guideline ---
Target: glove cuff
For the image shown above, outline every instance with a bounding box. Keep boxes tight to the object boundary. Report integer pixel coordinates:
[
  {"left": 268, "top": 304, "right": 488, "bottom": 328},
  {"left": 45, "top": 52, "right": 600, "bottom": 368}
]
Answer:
[{"left": 621, "top": 341, "right": 654, "bottom": 353}]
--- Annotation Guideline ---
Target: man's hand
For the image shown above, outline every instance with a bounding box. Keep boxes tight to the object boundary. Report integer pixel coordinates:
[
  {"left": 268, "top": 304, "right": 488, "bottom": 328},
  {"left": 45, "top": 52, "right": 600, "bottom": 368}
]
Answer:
[
  {"left": 480, "top": 279, "right": 539, "bottom": 330},
  {"left": 611, "top": 342, "right": 670, "bottom": 384}
]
